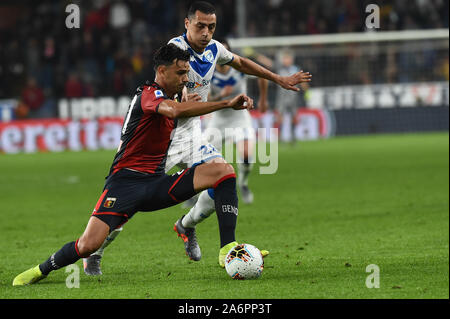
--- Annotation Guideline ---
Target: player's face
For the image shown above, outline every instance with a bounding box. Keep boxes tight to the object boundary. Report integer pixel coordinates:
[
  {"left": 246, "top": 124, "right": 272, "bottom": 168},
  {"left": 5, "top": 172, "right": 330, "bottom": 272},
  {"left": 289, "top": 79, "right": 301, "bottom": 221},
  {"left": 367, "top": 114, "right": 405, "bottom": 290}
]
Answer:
[
  {"left": 165, "top": 59, "right": 190, "bottom": 95},
  {"left": 185, "top": 11, "right": 217, "bottom": 52}
]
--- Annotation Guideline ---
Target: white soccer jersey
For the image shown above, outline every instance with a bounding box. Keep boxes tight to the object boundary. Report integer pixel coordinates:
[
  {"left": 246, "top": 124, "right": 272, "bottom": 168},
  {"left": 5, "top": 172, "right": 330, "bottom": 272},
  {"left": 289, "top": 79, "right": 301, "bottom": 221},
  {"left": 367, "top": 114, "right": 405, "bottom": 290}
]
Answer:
[
  {"left": 169, "top": 34, "right": 234, "bottom": 102},
  {"left": 164, "top": 34, "right": 234, "bottom": 170},
  {"left": 207, "top": 67, "right": 254, "bottom": 147},
  {"left": 210, "top": 67, "right": 248, "bottom": 120}
]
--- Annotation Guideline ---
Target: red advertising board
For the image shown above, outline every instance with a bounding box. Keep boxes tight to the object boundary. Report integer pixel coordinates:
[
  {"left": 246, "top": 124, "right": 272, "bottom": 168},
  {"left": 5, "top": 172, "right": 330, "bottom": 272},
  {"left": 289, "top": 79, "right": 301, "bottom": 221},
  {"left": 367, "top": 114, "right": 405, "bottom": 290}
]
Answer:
[
  {"left": 1, "top": 110, "right": 333, "bottom": 154},
  {"left": 0, "top": 118, "right": 124, "bottom": 154}
]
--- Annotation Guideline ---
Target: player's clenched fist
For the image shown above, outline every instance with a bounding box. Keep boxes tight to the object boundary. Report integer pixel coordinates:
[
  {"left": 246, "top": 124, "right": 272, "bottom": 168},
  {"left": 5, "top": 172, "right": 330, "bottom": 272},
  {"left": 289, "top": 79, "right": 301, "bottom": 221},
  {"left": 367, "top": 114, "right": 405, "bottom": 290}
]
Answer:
[{"left": 228, "top": 94, "right": 254, "bottom": 110}]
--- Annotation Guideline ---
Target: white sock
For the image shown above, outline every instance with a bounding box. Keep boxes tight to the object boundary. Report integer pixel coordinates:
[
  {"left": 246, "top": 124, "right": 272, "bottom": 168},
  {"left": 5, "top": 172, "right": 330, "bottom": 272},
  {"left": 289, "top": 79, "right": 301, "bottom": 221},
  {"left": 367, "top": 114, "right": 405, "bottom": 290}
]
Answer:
[
  {"left": 91, "top": 227, "right": 123, "bottom": 257},
  {"left": 182, "top": 190, "right": 215, "bottom": 228}
]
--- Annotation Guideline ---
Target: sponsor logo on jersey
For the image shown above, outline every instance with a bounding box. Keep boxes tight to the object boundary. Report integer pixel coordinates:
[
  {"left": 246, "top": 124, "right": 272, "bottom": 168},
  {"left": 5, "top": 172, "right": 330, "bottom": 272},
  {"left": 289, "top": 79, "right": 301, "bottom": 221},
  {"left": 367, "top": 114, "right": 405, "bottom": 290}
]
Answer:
[{"left": 186, "top": 80, "right": 210, "bottom": 89}]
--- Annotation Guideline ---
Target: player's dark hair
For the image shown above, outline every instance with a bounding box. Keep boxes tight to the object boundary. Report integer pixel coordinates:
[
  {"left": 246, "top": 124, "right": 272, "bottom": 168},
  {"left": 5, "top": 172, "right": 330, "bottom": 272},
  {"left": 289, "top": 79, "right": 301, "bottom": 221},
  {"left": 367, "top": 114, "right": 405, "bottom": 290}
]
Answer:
[
  {"left": 187, "top": 1, "right": 216, "bottom": 19},
  {"left": 153, "top": 44, "right": 190, "bottom": 71}
]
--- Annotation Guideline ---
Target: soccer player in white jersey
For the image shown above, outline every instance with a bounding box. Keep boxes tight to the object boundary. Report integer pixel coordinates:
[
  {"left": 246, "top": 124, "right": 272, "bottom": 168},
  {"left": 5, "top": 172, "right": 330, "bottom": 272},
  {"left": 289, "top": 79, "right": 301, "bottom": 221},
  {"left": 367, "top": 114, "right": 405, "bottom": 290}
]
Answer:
[
  {"left": 207, "top": 39, "right": 268, "bottom": 204},
  {"left": 84, "top": 1, "right": 311, "bottom": 274}
]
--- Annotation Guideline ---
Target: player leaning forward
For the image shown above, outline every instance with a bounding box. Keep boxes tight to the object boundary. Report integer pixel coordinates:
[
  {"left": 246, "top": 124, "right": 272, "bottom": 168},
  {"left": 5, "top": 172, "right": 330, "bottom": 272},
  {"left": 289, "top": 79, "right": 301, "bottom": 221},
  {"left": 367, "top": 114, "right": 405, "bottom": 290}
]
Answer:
[
  {"left": 83, "top": 1, "right": 312, "bottom": 273},
  {"left": 12, "top": 44, "right": 256, "bottom": 286}
]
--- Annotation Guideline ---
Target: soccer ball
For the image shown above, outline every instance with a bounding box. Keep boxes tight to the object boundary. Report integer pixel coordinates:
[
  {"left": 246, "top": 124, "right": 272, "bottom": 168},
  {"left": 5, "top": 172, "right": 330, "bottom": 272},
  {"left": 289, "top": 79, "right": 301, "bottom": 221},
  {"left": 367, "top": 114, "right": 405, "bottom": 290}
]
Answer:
[{"left": 224, "top": 243, "right": 264, "bottom": 280}]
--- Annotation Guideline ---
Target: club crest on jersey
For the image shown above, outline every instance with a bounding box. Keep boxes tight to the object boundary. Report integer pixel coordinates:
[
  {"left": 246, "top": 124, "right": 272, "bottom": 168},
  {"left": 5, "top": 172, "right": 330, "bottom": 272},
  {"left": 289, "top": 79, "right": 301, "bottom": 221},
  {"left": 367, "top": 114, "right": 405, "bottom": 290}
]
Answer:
[
  {"left": 155, "top": 90, "right": 164, "bottom": 99},
  {"left": 103, "top": 197, "right": 117, "bottom": 208},
  {"left": 204, "top": 50, "right": 214, "bottom": 63}
]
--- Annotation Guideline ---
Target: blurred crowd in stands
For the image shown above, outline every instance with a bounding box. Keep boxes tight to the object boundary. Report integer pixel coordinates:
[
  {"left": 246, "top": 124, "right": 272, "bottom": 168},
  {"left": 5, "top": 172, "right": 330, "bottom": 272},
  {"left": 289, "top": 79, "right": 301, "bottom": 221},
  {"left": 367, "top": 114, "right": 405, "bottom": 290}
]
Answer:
[
  {"left": 246, "top": 0, "right": 448, "bottom": 36},
  {"left": 0, "top": 0, "right": 448, "bottom": 118}
]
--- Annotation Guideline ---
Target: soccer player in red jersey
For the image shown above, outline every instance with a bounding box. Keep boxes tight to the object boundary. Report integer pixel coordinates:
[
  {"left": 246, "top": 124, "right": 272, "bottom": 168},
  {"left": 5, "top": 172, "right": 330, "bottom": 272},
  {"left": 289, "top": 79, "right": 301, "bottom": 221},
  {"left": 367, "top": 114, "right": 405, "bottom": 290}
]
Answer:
[
  {"left": 12, "top": 44, "right": 254, "bottom": 286},
  {"left": 85, "top": 1, "right": 312, "bottom": 273}
]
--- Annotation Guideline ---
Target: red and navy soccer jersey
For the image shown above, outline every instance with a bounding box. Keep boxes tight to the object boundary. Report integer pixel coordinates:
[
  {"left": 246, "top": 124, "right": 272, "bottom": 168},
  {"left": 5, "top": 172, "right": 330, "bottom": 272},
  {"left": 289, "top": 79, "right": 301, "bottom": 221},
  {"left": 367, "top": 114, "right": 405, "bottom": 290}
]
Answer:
[{"left": 109, "top": 82, "right": 177, "bottom": 176}]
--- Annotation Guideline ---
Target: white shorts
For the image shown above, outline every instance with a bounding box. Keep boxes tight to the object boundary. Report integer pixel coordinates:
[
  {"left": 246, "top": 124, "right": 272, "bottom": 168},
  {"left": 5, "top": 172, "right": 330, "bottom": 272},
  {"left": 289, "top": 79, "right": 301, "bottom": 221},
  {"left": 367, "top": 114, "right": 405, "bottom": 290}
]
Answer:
[{"left": 165, "top": 136, "right": 223, "bottom": 172}]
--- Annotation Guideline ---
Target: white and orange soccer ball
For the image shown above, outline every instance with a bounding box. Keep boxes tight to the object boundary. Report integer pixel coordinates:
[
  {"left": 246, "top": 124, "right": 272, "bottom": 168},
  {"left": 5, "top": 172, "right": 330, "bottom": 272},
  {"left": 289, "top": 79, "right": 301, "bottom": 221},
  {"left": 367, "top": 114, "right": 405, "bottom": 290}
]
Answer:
[{"left": 224, "top": 243, "right": 264, "bottom": 280}]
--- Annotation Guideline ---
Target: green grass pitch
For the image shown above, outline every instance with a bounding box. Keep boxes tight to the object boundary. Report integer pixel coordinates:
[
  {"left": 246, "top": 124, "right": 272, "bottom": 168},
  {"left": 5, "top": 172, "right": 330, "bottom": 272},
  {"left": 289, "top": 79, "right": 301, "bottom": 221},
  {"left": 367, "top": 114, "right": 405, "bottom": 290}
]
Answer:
[{"left": 0, "top": 132, "right": 448, "bottom": 299}]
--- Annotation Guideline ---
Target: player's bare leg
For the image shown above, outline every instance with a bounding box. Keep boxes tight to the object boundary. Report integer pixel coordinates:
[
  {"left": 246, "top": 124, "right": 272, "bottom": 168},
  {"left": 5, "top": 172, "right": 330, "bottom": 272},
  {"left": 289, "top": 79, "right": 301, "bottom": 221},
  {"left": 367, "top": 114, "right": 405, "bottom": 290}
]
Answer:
[
  {"left": 13, "top": 217, "right": 109, "bottom": 285},
  {"left": 85, "top": 160, "right": 235, "bottom": 272}
]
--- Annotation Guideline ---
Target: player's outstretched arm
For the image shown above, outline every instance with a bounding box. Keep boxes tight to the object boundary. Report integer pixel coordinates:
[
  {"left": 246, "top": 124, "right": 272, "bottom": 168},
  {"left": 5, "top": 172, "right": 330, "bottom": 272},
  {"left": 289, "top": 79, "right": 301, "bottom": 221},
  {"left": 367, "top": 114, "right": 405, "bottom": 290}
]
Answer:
[
  {"left": 229, "top": 54, "right": 312, "bottom": 92},
  {"left": 157, "top": 94, "right": 253, "bottom": 119},
  {"left": 257, "top": 78, "right": 269, "bottom": 112}
]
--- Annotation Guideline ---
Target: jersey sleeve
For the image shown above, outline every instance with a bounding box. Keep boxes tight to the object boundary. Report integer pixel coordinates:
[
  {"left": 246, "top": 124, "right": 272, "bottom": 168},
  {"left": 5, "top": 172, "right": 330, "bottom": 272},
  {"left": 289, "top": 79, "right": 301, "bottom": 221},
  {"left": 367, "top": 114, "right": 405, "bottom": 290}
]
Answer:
[
  {"left": 141, "top": 87, "right": 168, "bottom": 114},
  {"left": 168, "top": 36, "right": 188, "bottom": 50},
  {"left": 215, "top": 41, "right": 234, "bottom": 66}
]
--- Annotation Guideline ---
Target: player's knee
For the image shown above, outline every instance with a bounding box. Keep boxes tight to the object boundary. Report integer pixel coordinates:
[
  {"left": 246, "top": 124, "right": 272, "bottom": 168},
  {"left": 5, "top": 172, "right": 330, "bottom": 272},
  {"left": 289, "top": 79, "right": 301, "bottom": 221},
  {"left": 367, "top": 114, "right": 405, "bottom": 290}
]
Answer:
[
  {"left": 76, "top": 237, "right": 102, "bottom": 257},
  {"left": 214, "top": 163, "right": 235, "bottom": 181}
]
